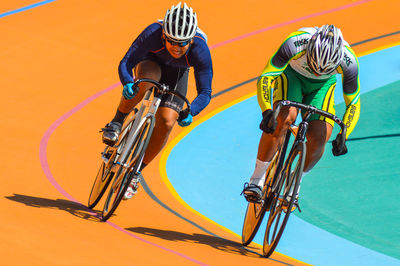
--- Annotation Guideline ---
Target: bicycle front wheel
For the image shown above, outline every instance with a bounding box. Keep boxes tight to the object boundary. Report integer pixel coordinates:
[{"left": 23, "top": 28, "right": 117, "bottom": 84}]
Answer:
[
  {"left": 101, "top": 116, "right": 154, "bottom": 221},
  {"left": 263, "top": 141, "right": 306, "bottom": 258},
  {"left": 87, "top": 146, "right": 116, "bottom": 209},
  {"left": 87, "top": 119, "right": 134, "bottom": 209},
  {"left": 242, "top": 131, "right": 292, "bottom": 246},
  {"left": 242, "top": 150, "right": 282, "bottom": 245}
]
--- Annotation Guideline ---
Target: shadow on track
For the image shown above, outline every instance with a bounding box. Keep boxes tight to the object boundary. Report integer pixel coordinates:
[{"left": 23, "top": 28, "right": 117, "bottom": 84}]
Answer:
[
  {"left": 126, "top": 227, "right": 294, "bottom": 265},
  {"left": 5, "top": 194, "right": 102, "bottom": 222}
]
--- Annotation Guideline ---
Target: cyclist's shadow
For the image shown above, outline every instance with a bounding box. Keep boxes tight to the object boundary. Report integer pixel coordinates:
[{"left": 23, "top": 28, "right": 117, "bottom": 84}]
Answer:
[
  {"left": 5, "top": 193, "right": 102, "bottom": 222},
  {"left": 126, "top": 227, "right": 292, "bottom": 264}
]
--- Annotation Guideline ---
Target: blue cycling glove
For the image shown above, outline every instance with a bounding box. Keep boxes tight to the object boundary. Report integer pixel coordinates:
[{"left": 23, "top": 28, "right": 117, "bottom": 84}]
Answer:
[
  {"left": 178, "top": 114, "right": 192, "bottom": 127},
  {"left": 177, "top": 109, "right": 192, "bottom": 127},
  {"left": 122, "top": 83, "right": 138, "bottom": 99}
]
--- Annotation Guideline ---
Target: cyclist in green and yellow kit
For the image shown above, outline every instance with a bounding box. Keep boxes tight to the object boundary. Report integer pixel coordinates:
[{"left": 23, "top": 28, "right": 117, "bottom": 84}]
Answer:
[{"left": 242, "top": 25, "right": 360, "bottom": 205}]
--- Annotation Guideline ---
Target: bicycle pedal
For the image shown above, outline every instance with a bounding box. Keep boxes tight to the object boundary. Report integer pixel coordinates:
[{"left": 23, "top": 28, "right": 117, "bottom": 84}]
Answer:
[{"left": 101, "top": 151, "right": 112, "bottom": 163}]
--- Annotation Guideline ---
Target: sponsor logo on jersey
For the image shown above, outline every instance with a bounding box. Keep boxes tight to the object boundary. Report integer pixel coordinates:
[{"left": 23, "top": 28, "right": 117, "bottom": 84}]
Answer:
[
  {"left": 261, "top": 78, "right": 271, "bottom": 103},
  {"left": 343, "top": 53, "right": 353, "bottom": 67},
  {"left": 294, "top": 38, "right": 309, "bottom": 48},
  {"left": 346, "top": 104, "right": 357, "bottom": 128}
]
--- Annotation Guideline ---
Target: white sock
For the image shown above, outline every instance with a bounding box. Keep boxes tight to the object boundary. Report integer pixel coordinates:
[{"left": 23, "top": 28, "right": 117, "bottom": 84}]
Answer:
[
  {"left": 249, "top": 159, "right": 271, "bottom": 187},
  {"left": 289, "top": 170, "right": 308, "bottom": 198}
]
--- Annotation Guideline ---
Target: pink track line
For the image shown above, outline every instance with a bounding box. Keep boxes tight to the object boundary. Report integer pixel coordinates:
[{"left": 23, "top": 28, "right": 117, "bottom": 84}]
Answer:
[
  {"left": 209, "top": 0, "right": 374, "bottom": 49},
  {"left": 39, "top": 82, "right": 207, "bottom": 265},
  {"left": 39, "top": 0, "right": 373, "bottom": 263}
]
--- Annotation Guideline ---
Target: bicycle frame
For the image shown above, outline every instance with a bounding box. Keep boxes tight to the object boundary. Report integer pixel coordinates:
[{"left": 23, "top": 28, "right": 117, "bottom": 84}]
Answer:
[
  {"left": 269, "top": 100, "right": 347, "bottom": 194},
  {"left": 116, "top": 89, "right": 160, "bottom": 170},
  {"left": 89, "top": 78, "right": 191, "bottom": 219},
  {"left": 242, "top": 100, "right": 348, "bottom": 257},
  {"left": 274, "top": 100, "right": 347, "bottom": 146},
  {"left": 112, "top": 78, "right": 191, "bottom": 172}
]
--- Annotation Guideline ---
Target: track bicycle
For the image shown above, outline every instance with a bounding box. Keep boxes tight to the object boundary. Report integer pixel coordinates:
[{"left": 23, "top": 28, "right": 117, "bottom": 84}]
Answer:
[
  {"left": 241, "top": 100, "right": 346, "bottom": 257},
  {"left": 87, "top": 78, "right": 191, "bottom": 221}
]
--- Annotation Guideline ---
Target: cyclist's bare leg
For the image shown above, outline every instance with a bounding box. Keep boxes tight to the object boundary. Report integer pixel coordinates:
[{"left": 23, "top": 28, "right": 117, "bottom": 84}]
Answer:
[
  {"left": 244, "top": 105, "right": 298, "bottom": 199},
  {"left": 303, "top": 120, "right": 333, "bottom": 172},
  {"left": 256, "top": 105, "right": 298, "bottom": 162},
  {"left": 118, "top": 60, "right": 162, "bottom": 113},
  {"left": 142, "top": 107, "right": 179, "bottom": 165}
]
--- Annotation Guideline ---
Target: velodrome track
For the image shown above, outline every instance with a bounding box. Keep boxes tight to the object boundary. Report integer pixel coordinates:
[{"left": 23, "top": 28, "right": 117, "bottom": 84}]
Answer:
[{"left": 1, "top": 0, "right": 399, "bottom": 265}]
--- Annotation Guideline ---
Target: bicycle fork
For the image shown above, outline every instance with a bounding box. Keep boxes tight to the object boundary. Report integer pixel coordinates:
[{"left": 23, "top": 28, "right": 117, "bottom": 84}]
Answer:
[{"left": 109, "top": 91, "right": 161, "bottom": 191}]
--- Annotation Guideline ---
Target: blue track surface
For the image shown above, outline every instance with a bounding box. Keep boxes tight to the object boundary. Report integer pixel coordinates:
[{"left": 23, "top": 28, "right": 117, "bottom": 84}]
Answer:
[{"left": 167, "top": 45, "right": 400, "bottom": 265}]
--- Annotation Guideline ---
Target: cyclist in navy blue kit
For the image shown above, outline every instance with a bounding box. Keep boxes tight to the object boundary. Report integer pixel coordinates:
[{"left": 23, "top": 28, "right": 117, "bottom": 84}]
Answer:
[{"left": 101, "top": 2, "right": 213, "bottom": 199}]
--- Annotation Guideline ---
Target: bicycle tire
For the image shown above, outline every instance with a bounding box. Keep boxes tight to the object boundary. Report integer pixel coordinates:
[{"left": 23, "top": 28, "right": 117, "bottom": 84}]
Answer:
[
  {"left": 241, "top": 131, "right": 292, "bottom": 246},
  {"left": 87, "top": 120, "right": 134, "bottom": 209},
  {"left": 242, "top": 134, "right": 290, "bottom": 246},
  {"left": 241, "top": 189, "right": 268, "bottom": 245},
  {"left": 101, "top": 116, "right": 154, "bottom": 221},
  {"left": 87, "top": 146, "right": 115, "bottom": 209},
  {"left": 263, "top": 141, "right": 306, "bottom": 258}
]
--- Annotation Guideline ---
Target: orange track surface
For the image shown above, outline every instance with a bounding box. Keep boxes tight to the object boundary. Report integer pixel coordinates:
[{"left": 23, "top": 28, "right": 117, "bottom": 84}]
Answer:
[{"left": 1, "top": 0, "right": 399, "bottom": 264}]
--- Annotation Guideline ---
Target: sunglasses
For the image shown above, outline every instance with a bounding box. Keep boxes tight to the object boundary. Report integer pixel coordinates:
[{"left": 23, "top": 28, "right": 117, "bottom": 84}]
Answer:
[{"left": 165, "top": 38, "right": 191, "bottom": 47}]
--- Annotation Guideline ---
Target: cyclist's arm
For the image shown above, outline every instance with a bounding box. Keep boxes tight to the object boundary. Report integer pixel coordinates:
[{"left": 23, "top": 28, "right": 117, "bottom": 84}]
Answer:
[
  {"left": 190, "top": 85, "right": 212, "bottom": 116},
  {"left": 257, "top": 30, "right": 310, "bottom": 111},
  {"left": 257, "top": 60, "right": 286, "bottom": 112},
  {"left": 190, "top": 37, "right": 213, "bottom": 116},
  {"left": 338, "top": 45, "right": 361, "bottom": 139},
  {"left": 118, "top": 23, "right": 161, "bottom": 85}
]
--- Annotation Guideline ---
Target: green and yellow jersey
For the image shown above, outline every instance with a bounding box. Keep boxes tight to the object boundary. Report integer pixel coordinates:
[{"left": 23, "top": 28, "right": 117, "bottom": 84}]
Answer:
[{"left": 257, "top": 27, "right": 360, "bottom": 138}]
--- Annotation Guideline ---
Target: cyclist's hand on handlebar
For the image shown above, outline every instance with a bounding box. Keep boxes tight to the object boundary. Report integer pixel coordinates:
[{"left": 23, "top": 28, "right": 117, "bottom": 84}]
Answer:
[
  {"left": 332, "top": 133, "right": 348, "bottom": 156},
  {"left": 122, "top": 82, "right": 138, "bottom": 100},
  {"left": 259, "top": 109, "right": 277, "bottom": 133},
  {"left": 177, "top": 109, "right": 192, "bottom": 127}
]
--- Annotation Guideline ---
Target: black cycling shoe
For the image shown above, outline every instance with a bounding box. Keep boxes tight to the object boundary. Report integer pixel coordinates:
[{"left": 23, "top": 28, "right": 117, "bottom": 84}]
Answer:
[
  {"left": 101, "top": 121, "right": 122, "bottom": 146},
  {"left": 241, "top": 183, "right": 263, "bottom": 203}
]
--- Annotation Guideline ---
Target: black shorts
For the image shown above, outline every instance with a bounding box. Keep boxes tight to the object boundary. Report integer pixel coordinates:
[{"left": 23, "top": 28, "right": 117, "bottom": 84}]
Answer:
[
  {"left": 157, "top": 65, "right": 189, "bottom": 113},
  {"left": 138, "top": 55, "right": 189, "bottom": 113}
]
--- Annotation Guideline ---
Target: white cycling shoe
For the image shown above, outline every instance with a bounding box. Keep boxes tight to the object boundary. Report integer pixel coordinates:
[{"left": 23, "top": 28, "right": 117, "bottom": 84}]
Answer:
[{"left": 123, "top": 173, "right": 141, "bottom": 200}]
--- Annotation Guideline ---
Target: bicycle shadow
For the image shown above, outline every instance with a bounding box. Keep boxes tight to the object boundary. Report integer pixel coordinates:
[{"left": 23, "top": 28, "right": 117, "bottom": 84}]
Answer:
[
  {"left": 5, "top": 193, "right": 102, "bottom": 222},
  {"left": 126, "top": 227, "right": 294, "bottom": 265}
]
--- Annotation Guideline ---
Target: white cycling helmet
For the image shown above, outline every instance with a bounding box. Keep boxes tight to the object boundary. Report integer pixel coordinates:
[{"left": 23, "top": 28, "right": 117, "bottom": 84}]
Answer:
[
  {"left": 163, "top": 2, "right": 197, "bottom": 42},
  {"left": 306, "top": 24, "right": 344, "bottom": 75}
]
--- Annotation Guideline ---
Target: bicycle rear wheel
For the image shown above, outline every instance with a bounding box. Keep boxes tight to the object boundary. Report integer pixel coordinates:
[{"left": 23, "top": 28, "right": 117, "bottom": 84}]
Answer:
[
  {"left": 263, "top": 141, "right": 305, "bottom": 257},
  {"left": 87, "top": 120, "right": 134, "bottom": 209},
  {"left": 101, "top": 116, "right": 154, "bottom": 221},
  {"left": 241, "top": 131, "right": 291, "bottom": 246}
]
